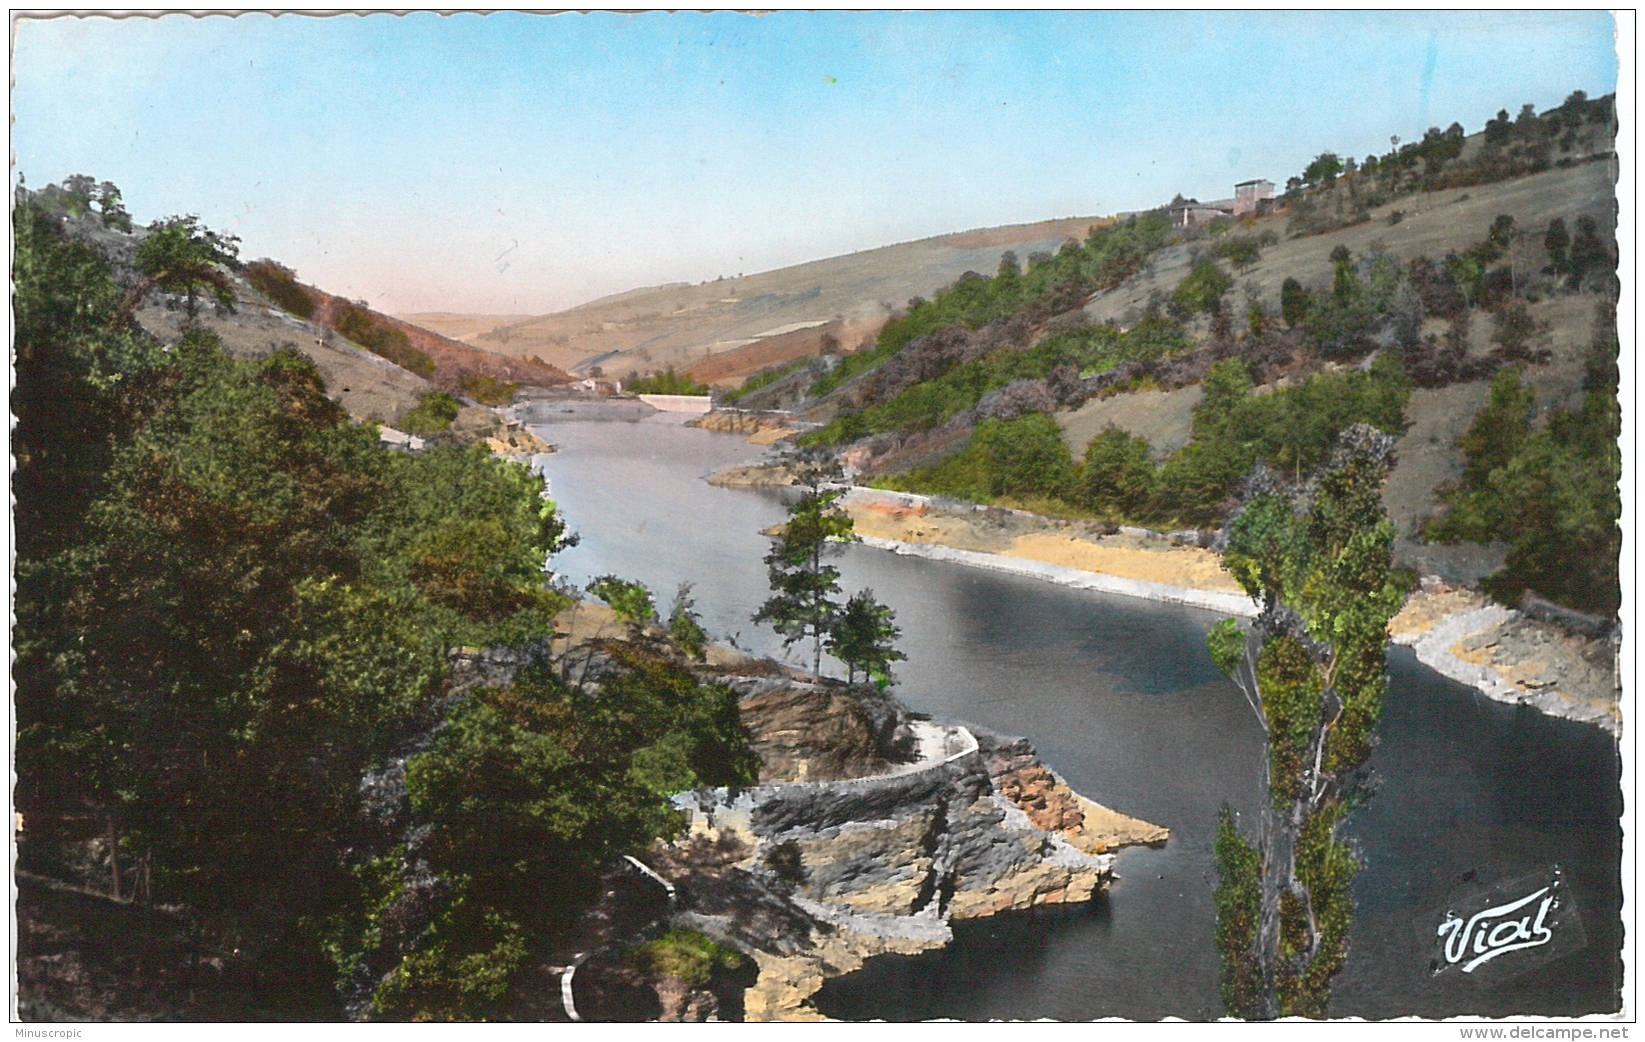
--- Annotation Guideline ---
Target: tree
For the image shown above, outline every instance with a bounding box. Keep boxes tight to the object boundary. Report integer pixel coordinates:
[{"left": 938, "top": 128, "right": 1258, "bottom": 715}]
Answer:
[
  {"left": 754, "top": 489, "right": 854, "bottom": 676},
  {"left": 587, "top": 574, "right": 658, "bottom": 627},
  {"left": 1082, "top": 427, "right": 1156, "bottom": 520},
  {"left": 132, "top": 215, "right": 240, "bottom": 319},
  {"left": 1569, "top": 215, "right": 1612, "bottom": 292},
  {"left": 1301, "top": 152, "right": 1343, "bottom": 185},
  {"left": 668, "top": 582, "right": 709, "bottom": 661},
  {"left": 1208, "top": 423, "right": 1409, "bottom": 1019},
  {"left": 1280, "top": 278, "right": 1309, "bottom": 328},
  {"left": 827, "top": 589, "right": 906, "bottom": 686},
  {"left": 1543, "top": 217, "right": 1571, "bottom": 280}
]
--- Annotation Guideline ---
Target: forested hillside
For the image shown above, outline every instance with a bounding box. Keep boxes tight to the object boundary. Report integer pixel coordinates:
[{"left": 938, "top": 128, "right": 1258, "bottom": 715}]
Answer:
[
  {"left": 13, "top": 182, "right": 757, "bottom": 1020},
  {"left": 768, "top": 92, "right": 1619, "bottom": 617}
]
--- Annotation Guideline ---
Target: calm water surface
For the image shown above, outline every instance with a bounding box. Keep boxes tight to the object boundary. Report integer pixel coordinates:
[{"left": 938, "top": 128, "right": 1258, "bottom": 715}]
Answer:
[{"left": 527, "top": 412, "right": 1622, "bottom": 1020}]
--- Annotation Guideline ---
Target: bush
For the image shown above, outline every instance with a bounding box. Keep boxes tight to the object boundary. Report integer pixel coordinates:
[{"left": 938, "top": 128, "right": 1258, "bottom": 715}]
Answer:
[
  {"left": 399, "top": 390, "right": 461, "bottom": 435},
  {"left": 722, "top": 358, "right": 813, "bottom": 404},
  {"left": 336, "top": 304, "right": 436, "bottom": 379},
  {"left": 1080, "top": 427, "right": 1156, "bottom": 519},
  {"left": 458, "top": 371, "right": 519, "bottom": 405},
  {"left": 626, "top": 368, "right": 709, "bottom": 395},
  {"left": 624, "top": 929, "right": 745, "bottom": 988},
  {"left": 245, "top": 259, "right": 316, "bottom": 319},
  {"left": 1175, "top": 259, "right": 1233, "bottom": 315},
  {"left": 879, "top": 413, "right": 1077, "bottom": 505}
]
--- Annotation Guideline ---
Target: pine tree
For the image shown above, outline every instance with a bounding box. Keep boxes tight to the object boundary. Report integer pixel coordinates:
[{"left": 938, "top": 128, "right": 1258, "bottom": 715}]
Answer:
[
  {"left": 754, "top": 490, "right": 854, "bottom": 676},
  {"left": 826, "top": 589, "right": 905, "bottom": 685}
]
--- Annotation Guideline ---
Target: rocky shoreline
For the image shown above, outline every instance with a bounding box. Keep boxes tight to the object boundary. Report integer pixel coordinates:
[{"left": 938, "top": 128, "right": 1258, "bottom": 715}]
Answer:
[{"left": 1389, "top": 584, "right": 1621, "bottom": 735}]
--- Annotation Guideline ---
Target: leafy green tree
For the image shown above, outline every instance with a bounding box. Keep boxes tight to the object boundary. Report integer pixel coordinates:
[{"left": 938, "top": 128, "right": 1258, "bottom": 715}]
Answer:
[
  {"left": 1280, "top": 278, "right": 1309, "bottom": 328},
  {"left": 1543, "top": 217, "right": 1571, "bottom": 279},
  {"left": 1081, "top": 427, "right": 1156, "bottom": 520},
  {"left": 1569, "top": 215, "right": 1613, "bottom": 291},
  {"left": 1210, "top": 424, "right": 1409, "bottom": 1019},
  {"left": 826, "top": 589, "right": 906, "bottom": 686},
  {"left": 133, "top": 215, "right": 241, "bottom": 318},
  {"left": 755, "top": 490, "right": 855, "bottom": 676},
  {"left": 399, "top": 390, "right": 462, "bottom": 435},
  {"left": 1175, "top": 259, "right": 1234, "bottom": 315},
  {"left": 587, "top": 574, "right": 658, "bottom": 627},
  {"left": 1302, "top": 152, "right": 1343, "bottom": 185},
  {"left": 668, "top": 582, "right": 710, "bottom": 661}
]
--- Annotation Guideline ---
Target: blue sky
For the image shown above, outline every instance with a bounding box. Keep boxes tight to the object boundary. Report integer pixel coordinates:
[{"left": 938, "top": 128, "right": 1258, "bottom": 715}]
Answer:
[{"left": 11, "top": 11, "right": 1620, "bottom": 315}]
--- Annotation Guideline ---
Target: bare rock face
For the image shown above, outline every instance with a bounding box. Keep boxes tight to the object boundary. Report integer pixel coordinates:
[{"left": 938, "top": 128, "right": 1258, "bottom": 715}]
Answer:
[
  {"left": 642, "top": 694, "right": 1161, "bottom": 1021},
  {"left": 732, "top": 678, "right": 917, "bottom": 783}
]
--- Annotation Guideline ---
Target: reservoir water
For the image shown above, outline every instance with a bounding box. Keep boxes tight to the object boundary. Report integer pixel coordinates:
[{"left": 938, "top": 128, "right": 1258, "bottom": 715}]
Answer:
[{"left": 525, "top": 410, "right": 1622, "bottom": 1020}]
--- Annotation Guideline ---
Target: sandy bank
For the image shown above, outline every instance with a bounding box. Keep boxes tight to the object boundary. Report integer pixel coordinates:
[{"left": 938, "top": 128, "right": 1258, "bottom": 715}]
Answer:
[{"left": 840, "top": 487, "right": 1252, "bottom": 616}]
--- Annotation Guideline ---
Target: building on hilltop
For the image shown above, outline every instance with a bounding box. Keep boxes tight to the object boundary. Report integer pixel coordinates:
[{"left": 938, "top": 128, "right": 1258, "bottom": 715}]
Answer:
[
  {"left": 1172, "top": 204, "right": 1233, "bottom": 231},
  {"left": 1233, "top": 178, "right": 1275, "bottom": 216}
]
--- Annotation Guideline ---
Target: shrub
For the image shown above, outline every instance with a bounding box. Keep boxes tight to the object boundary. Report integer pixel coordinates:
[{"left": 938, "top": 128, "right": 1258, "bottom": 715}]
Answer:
[
  {"left": 1080, "top": 427, "right": 1156, "bottom": 519},
  {"left": 400, "top": 391, "right": 462, "bottom": 436},
  {"left": 1175, "top": 259, "right": 1233, "bottom": 315},
  {"left": 244, "top": 259, "right": 316, "bottom": 319},
  {"left": 336, "top": 304, "right": 436, "bottom": 379},
  {"left": 624, "top": 929, "right": 745, "bottom": 988},
  {"left": 458, "top": 371, "right": 519, "bottom": 405}
]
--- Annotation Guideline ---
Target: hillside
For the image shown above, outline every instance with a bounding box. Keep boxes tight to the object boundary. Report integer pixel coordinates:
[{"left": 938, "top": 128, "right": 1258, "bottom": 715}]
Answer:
[
  {"left": 406, "top": 216, "right": 1103, "bottom": 382},
  {"left": 735, "top": 92, "right": 1619, "bottom": 617},
  {"left": 30, "top": 186, "right": 572, "bottom": 435}
]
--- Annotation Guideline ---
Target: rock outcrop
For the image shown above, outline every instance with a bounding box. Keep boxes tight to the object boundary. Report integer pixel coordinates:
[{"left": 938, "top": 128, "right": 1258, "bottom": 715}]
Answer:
[{"left": 631, "top": 675, "right": 1167, "bottom": 1021}]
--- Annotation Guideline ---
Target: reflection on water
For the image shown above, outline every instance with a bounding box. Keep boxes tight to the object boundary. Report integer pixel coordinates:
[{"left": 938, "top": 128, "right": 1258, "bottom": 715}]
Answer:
[{"left": 531, "top": 416, "right": 1622, "bottom": 1020}]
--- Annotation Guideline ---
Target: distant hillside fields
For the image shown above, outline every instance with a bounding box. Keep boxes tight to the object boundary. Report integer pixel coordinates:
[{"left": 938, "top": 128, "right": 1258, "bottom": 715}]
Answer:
[{"left": 427, "top": 216, "right": 1103, "bottom": 380}]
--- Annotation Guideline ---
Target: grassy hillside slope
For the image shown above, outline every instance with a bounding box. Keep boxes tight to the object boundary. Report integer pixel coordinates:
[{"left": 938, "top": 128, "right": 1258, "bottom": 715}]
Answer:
[{"left": 416, "top": 216, "right": 1102, "bottom": 379}]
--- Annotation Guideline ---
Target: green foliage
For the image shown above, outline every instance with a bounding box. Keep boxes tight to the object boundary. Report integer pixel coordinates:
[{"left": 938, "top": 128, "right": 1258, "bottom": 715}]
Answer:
[
  {"left": 587, "top": 575, "right": 658, "bottom": 625},
  {"left": 802, "top": 319, "right": 1190, "bottom": 447},
  {"left": 627, "top": 367, "right": 710, "bottom": 395},
  {"left": 336, "top": 303, "right": 437, "bottom": 379},
  {"left": 1151, "top": 355, "right": 1409, "bottom": 527},
  {"left": 624, "top": 929, "right": 745, "bottom": 988},
  {"left": 668, "top": 582, "right": 709, "bottom": 661},
  {"left": 1213, "top": 427, "right": 1407, "bottom": 1018},
  {"left": 13, "top": 183, "right": 580, "bottom": 1017},
  {"left": 400, "top": 390, "right": 462, "bottom": 436},
  {"left": 244, "top": 259, "right": 317, "bottom": 319},
  {"left": 1213, "top": 805, "right": 1263, "bottom": 1019},
  {"left": 808, "top": 213, "right": 1173, "bottom": 398},
  {"left": 135, "top": 215, "right": 240, "bottom": 318},
  {"left": 1302, "top": 151, "right": 1344, "bottom": 184},
  {"left": 1217, "top": 237, "right": 1266, "bottom": 270},
  {"left": 371, "top": 898, "right": 527, "bottom": 1022},
  {"left": 1427, "top": 307, "right": 1621, "bottom": 615},
  {"left": 1206, "top": 618, "right": 1245, "bottom": 679},
  {"left": 1280, "top": 278, "right": 1309, "bottom": 327},
  {"left": 1174, "top": 259, "right": 1233, "bottom": 315},
  {"left": 384, "top": 651, "right": 756, "bottom": 1017},
  {"left": 886, "top": 356, "right": 1408, "bottom": 531},
  {"left": 1080, "top": 427, "right": 1156, "bottom": 520},
  {"left": 722, "top": 357, "right": 814, "bottom": 403},
  {"left": 754, "top": 490, "right": 856, "bottom": 675},
  {"left": 826, "top": 589, "right": 906, "bottom": 686},
  {"left": 458, "top": 372, "right": 520, "bottom": 405},
  {"left": 880, "top": 413, "right": 1077, "bottom": 507}
]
